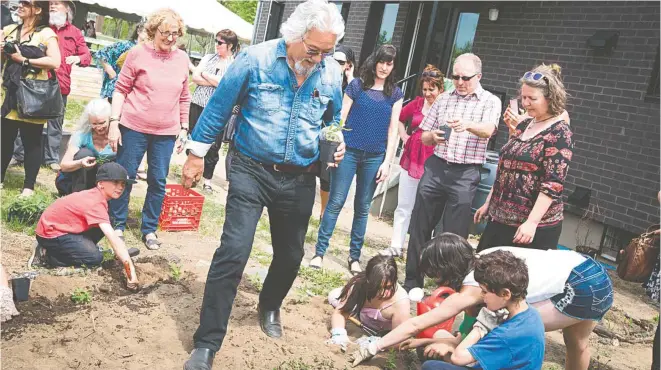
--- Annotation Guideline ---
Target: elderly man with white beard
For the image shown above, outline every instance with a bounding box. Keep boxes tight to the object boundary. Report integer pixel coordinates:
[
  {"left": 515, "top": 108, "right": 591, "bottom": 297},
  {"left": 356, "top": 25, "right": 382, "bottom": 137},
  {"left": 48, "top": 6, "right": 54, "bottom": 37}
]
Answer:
[{"left": 12, "top": 1, "right": 91, "bottom": 171}]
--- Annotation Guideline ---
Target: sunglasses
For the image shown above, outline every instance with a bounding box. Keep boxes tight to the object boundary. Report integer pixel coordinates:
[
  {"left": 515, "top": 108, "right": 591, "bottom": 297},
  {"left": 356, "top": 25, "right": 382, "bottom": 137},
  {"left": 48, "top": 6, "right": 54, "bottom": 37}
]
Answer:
[
  {"left": 18, "top": 1, "right": 33, "bottom": 7},
  {"left": 335, "top": 60, "right": 346, "bottom": 66},
  {"left": 422, "top": 71, "right": 442, "bottom": 78},
  {"left": 523, "top": 71, "right": 549, "bottom": 84},
  {"left": 301, "top": 38, "right": 334, "bottom": 58},
  {"left": 216, "top": 39, "right": 226, "bottom": 46},
  {"left": 451, "top": 73, "right": 478, "bottom": 81}
]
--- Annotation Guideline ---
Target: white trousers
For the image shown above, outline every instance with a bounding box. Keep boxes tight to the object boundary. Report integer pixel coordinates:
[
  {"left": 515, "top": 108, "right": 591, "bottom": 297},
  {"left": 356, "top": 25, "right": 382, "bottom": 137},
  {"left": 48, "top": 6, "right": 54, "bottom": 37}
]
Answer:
[{"left": 391, "top": 171, "right": 420, "bottom": 250}]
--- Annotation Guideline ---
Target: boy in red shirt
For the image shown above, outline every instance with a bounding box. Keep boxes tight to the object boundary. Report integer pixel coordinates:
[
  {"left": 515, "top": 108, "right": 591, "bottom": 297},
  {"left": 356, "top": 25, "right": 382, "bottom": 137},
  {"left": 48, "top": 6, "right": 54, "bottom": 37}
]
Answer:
[{"left": 32, "top": 163, "right": 139, "bottom": 289}]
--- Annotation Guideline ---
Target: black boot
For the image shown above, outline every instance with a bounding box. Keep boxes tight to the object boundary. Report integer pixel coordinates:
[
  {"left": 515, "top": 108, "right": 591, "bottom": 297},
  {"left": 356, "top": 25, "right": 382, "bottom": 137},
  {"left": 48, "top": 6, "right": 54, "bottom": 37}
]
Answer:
[
  {"left": 183, "top": 348, "right": 215, "bottom": 370},
  {"left": 258, "top": 305, "right": 282, "bottom": 338}
]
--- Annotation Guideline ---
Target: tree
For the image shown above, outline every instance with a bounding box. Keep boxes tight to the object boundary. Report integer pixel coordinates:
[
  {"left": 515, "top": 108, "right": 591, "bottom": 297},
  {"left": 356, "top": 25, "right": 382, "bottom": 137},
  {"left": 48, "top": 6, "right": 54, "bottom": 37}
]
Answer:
[
  {"left": 376, "top": 30, "right": 391, "bottom": 47},
  {"left": 450, "top": 41, "right": 473, "bottom": 66},
  {"left": 220, "top": 0, "right": 258, "bottom": 24}
]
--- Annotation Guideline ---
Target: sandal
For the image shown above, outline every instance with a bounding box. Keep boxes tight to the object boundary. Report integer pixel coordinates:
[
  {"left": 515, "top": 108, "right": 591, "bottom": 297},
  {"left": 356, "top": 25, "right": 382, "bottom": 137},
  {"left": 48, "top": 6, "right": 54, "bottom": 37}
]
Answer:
[
  {"left": 348, "top": 259, "right": 362, "bottom": 274},
  {"left": 142, "top": 233, "right": 162, "bottom": 250},
  {"left": 309, "top": 255, "right": 323, "bottom": 269}
]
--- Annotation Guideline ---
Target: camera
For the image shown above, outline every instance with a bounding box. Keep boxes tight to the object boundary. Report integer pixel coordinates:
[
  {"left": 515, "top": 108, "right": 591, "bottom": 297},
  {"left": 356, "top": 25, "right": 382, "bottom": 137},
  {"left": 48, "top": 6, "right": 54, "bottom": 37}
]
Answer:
[{"left": 3, "top": 41, "right": 18, "bottom": 55}]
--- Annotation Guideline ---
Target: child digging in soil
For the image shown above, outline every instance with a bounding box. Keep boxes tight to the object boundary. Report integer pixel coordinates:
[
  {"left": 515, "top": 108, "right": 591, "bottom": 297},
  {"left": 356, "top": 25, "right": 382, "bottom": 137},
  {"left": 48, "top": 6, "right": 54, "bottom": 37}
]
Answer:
[
  {"left": 404, "top": 250, "right": 545, "bottom": 370},
  {"left": 327, "top": 255, "right": 410, "bottom": 350},
  {"left": 30, "top": 163, "right": 140, "bottom": 290}
]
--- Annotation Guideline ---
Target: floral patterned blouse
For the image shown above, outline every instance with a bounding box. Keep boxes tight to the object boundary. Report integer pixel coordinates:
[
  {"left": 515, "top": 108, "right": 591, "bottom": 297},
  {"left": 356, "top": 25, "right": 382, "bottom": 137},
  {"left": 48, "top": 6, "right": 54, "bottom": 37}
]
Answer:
[
  {"left": 94, "top": 40, "right": 136, "bottom": 98},
  {"left": 487, "top": 118, "right": 573, "bottom": 227}
]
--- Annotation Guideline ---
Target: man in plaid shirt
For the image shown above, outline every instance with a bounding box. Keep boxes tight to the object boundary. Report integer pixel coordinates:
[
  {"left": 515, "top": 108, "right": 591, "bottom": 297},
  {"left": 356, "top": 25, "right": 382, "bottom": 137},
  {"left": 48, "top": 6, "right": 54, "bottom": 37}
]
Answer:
[{"left": 403, "top": 53, "right": 501, "bottom": 291}]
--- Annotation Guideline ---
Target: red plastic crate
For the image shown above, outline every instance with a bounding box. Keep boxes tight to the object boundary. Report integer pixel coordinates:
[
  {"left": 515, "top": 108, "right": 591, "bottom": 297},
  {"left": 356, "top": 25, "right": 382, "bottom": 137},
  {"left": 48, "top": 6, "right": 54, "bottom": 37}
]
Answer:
[{"left": 158, "top": 184, "right": 205, "bottom": 231}]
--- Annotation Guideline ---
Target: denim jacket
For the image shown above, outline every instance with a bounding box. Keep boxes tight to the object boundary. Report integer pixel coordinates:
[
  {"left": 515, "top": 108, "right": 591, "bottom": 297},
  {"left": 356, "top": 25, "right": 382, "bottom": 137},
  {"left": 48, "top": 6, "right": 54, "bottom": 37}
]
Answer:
[{"left": 187, "top": 38, "right": 343, "bottom": 167}]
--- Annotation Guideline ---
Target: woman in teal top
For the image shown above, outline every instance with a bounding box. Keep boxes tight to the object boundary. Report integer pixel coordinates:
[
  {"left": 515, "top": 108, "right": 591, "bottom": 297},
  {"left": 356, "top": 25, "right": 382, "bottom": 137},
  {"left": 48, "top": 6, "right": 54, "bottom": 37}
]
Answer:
[{"left": 56, "top": 99, "right": 115, "bottom": 195}]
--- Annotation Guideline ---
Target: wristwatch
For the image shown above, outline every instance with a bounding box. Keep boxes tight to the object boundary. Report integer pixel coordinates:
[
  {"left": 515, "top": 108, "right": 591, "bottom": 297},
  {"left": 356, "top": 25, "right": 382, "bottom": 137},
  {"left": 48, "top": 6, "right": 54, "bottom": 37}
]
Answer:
[{"left": 21, "top": 58, "right": 30, "bottom": 67}]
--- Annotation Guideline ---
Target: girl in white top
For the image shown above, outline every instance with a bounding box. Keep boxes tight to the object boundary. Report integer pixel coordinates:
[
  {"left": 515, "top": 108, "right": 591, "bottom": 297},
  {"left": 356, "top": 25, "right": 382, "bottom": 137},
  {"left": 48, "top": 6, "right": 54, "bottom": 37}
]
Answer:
[{"left": 352, "top": 233, "right": 614, "bottom": 370}]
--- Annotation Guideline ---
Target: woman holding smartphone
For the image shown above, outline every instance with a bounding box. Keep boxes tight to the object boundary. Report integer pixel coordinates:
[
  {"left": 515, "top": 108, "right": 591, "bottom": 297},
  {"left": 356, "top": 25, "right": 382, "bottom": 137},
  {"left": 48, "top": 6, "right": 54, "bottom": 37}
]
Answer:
[{"left": 474, "top": 63, "right": 572, "bottom": 252}]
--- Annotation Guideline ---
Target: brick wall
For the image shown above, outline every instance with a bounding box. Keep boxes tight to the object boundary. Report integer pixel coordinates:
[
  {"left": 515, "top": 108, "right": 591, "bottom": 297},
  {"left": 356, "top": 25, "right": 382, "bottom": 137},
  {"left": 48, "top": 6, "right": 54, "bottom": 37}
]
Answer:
[
  {"left": 472, "top": 1, "right": 661, "bottom": 233},
  {"left": 253, "top": 0, "right": 270, "bottom": 43}
]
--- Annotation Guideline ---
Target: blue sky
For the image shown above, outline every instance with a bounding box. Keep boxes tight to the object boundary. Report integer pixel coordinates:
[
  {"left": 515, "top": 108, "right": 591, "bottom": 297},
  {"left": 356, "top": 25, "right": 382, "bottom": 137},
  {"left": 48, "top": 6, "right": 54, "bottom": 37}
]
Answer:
[{"left": 455, "top": 13, "right": 479, "bottom": 47}]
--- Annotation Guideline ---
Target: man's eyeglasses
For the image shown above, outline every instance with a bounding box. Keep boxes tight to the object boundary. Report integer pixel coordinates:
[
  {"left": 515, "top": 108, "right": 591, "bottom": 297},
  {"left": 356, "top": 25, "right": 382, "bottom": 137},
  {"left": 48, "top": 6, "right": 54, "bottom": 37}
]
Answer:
[
  {"left": 522, "top": 71, "right": 549, "bottom": 84},
  {"left": 422, "top": 71, "right": 442, "bottom": 78},
  {"left": 158, "top": 29, "right": 182, "bottom": 39},
  {"left": 216, "top": 39, "right": 226, "bottom": 46},
  {"left": 301, "top": 38, "right": 334, "bottom": 58},
  {"left": 451, "top": 73, "right": 478, "bottom": 81}
]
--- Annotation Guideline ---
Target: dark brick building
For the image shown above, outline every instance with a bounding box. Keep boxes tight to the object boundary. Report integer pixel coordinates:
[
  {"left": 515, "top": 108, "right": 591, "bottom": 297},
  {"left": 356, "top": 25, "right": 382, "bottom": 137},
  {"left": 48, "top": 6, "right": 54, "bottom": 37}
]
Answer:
[{"left": 253, "top": 1, "right": 660, "bottom": 259}]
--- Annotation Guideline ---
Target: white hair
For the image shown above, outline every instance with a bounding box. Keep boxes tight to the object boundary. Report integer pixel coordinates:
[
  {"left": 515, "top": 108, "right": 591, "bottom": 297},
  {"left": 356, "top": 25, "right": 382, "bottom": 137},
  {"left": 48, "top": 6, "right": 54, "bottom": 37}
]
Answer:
[
  {"left": 76, "top": 99, "right": 111, "bottom": 134},
  {"left": 454, "top": 53, "right": 482, "bottom": 73},
  {"left": 280, "top": 0, "right": 345, "bottom": 43}
]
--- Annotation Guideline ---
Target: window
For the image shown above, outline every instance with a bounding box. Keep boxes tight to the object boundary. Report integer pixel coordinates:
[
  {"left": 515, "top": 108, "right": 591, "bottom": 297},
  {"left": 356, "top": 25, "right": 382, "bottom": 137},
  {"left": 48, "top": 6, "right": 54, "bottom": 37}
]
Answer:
[
  {"left": 265, "top": 1, "right": 285, "bottom": 41},
  {"left": 333, "top": 2, "right": 350, "bottom": 24},
  {"left": 647, "top": 47, "right": 660, "bottom": 99},
  {"left": 600, "top": 225, "right": 636, "bottom": 261},
  {"left": 376, "top": 3, "right": 400, "bottom": 47},
  {"left": 447, "top": 12, "right": 479, "bottom": 75}
]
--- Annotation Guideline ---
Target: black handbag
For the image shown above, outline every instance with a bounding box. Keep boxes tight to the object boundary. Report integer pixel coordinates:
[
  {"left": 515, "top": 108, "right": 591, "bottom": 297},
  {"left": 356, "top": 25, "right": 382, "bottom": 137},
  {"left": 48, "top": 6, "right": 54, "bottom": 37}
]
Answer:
[{"left": 16, "top": 68, "right": 64, "bottom": 119}]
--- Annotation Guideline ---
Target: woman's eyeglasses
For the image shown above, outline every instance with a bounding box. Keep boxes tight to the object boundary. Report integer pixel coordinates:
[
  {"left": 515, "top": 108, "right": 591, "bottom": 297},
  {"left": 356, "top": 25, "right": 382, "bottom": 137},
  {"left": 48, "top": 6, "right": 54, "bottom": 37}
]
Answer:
[
  {"left": 216, "top": 39, "right": 226, "bottom": 46},
  {"left": 522, "top": 71, "right": 549, "bottom": 84},
  {"left": 335, "top": 60, "right": 346, "bottom": 66},
  {"left": 451, "top": 73, "right": 478, "bottom": 81},
  {"left": 157, "top": 29, "right": 181, "bottom": 39}
]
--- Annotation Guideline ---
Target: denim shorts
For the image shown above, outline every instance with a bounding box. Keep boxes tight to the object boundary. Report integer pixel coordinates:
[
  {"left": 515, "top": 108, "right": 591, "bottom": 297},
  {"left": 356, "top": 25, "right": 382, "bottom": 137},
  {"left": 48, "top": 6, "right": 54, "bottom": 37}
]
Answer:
[{"left": 550, "top": 257, "right": 614, "bottom": 321}]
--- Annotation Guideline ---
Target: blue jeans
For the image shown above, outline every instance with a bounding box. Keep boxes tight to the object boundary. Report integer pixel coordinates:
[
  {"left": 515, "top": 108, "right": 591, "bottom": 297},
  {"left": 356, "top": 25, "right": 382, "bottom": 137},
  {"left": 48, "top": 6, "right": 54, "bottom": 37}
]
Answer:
[
  {"left": 421, "top": 361, "right": 470, "bottom": 370},
  {"left": 109, "top": 125, "right": 175, "bottom": 235},
  {"left": 315, "top": 148, "right": 384, "bottom": 261}
]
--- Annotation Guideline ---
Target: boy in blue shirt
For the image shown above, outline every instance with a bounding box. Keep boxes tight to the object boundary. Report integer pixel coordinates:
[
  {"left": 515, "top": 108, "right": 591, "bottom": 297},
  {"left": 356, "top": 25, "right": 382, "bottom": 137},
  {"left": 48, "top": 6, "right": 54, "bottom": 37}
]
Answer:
[{"left": 419, "top": 250, "right": 545, "bottom": 370}]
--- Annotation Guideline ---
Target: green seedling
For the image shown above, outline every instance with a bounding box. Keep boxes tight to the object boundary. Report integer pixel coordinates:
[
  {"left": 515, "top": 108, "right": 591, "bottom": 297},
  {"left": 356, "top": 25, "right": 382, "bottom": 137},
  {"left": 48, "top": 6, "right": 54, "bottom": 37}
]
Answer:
[
  {"left": 247, "top": 273, "right": 263, "bottom": 292},
  {"left": 5, "top": 193, "right": 50, "bottom": 225},
  {"left": 298, "top": 267, "right": 346, "bottom": 296},
  {"left": 101, "top": 248, "right": 114, "bottom": 263},
  {"left": 384, "top": 349, "right": 398, "bottom": 370},
  {"left": 320, "top": 119, "right": 350, "bottom": 142},
  {"left": 71, "top": 288, "right": 92, "bottom": 304},
  {"left": 169, "top": 263, "right": 182, "bottom": 281}
]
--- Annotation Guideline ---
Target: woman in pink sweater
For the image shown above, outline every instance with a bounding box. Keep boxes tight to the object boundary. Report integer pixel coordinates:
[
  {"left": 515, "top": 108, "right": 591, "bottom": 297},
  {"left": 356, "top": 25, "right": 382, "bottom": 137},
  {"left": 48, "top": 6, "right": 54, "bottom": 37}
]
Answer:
[{"left": 107, "top": 8, "right": 191, "bottom": 250}]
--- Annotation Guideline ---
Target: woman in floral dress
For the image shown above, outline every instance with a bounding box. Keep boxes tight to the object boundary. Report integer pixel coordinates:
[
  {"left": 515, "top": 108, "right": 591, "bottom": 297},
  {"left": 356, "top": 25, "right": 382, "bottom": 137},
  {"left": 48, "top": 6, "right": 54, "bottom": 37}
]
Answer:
[{"left": 474, "top": 64, "right": 572, "bottom": 252}]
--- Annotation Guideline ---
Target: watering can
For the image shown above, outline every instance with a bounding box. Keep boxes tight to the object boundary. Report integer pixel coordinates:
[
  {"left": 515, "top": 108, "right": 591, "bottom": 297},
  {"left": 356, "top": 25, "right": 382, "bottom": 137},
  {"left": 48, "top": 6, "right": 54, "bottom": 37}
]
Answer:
[{"left": 409, "top": 286, "right": 456, "bottom": 339}]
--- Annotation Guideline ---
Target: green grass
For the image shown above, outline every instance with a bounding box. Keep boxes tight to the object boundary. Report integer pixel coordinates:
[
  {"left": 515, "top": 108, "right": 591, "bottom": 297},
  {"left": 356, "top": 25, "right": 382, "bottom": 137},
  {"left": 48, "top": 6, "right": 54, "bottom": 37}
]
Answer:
[
  {"left": 70, "top": 288, "right": 92, "bottom": 305},
  {"left": 298, "top": 266, "right": 346, "bottom": 296},
  {"left": 1, "top": 172, "right": 56, "bottom": 235},
  {"left": 250, "top": 247, "right": 273, "bottom": 266},
  {"left": 63, "top": 98, "right": 88, "bottom": 130},
  {"left": 273, "top": 357, "right": 338, "bottom": 370},
  {"left": 247, "top": 273, "right": 263, "bottom": 292},
  {"left": 198, "top": 199, "right": 225, "bottom": 236}
]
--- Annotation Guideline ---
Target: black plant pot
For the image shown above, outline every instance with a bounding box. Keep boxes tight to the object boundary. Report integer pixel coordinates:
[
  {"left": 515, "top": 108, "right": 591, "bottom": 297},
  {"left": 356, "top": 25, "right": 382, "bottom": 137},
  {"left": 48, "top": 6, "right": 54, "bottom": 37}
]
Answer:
[
  {"left": 319, "top": 139, "right": 340, "bottom": 164},
  {"left": 12, "top": 277, "right": 30, "bottom": 302}
]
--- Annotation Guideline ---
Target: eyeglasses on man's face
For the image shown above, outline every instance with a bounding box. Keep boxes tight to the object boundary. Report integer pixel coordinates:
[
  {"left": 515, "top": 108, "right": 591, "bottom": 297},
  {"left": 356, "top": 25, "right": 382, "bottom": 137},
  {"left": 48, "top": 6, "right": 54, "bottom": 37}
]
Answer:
[
  {"left": 301, "top": 38, "right": 334, "bottom": 58},
  {"left": 451, "top": 73, "right": 478, "bottom": 81}
]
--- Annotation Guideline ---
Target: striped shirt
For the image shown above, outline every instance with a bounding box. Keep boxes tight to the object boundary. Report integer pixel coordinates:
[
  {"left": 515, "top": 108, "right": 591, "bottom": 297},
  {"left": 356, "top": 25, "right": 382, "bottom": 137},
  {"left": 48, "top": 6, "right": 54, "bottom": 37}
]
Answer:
[
  {"left": 419, "top": 84, "right": 501, "bottom": 164},
  {"left": 191, "top": 53, "right": 234, "bottom": 107}
]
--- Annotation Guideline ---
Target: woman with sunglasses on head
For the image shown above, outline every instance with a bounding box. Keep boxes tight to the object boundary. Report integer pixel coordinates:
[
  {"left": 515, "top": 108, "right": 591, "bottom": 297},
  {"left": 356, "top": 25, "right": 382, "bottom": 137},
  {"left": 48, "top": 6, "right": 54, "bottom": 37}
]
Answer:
[
  {"left": 189, "top": 29, "right": 239, "bottom": 192},
  {"left": 381, "top": 65, "right": 445, "bottom": 257},
  {"left": 311, "top": 44, "right": 403, "bottom": 274},
  {"left": 107, "top": 8, "right": 191, "bottom": 251},
  {"left": 474, "top": 64, "right": 572, "bottom": 252},
  {"left": 1, "top": 0, "right": 60, "bottom": 197}
]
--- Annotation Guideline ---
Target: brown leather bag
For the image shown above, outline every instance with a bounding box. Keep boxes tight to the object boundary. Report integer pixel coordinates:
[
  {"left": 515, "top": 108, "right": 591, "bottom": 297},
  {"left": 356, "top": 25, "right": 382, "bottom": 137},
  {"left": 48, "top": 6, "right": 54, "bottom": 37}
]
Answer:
[{"left": 617, "top": 226, "right": 660, "bottom": 282}]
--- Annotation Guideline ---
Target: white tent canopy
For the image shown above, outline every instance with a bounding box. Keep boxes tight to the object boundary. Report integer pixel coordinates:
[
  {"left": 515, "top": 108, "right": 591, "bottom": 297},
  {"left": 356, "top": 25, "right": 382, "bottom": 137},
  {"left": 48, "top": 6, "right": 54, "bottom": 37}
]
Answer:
[{"left": 78, "top": 0, "right": 253, "bottom": 41}]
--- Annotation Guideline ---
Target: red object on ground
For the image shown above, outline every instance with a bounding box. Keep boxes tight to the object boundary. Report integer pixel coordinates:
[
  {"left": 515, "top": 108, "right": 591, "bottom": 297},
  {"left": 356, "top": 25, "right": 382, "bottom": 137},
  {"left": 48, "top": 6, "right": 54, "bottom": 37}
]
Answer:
[
  {"left": 416, "top": 286, "right": 457, "bottom": 339},
  {"left": 158, "top": 184, "right": 205, "bottom": 231}
]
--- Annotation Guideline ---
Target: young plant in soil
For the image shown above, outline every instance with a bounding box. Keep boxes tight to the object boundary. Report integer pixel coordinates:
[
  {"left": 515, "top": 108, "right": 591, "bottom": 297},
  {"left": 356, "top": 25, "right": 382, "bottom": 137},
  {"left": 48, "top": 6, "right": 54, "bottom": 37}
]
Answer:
[
  {"left": 247, "top": 273, "right": 263, "bottom": 292},
  {"left": 169, "top": 263, "right": 182, "bottom": 281},
  {"left": 298, "top": 267, "right": 346, "bottom": 296},
  {"left": 71, "top": 288, "right": 92, "bottom": 305},
  {"left": 5, "top": 193, "right": 51, "bottom": 226},
  {"left": 320, "top": 119, "right": 350, "bottom": 142}
]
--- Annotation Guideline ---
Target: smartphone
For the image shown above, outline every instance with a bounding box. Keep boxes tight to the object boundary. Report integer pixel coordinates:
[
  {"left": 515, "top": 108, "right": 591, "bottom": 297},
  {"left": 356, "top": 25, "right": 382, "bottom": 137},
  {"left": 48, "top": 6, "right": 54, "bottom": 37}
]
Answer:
[{"left": 509, "top": 98, "right": 518, "bottom": 113}]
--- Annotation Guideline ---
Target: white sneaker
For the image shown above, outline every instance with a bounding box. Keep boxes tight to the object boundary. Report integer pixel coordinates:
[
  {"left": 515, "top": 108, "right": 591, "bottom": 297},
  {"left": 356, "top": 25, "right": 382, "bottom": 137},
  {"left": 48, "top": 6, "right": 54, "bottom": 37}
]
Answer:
[
  {"left": 309, "top": 256, "right": 323, "bottom": 269},
  {"left": 348, "top": 260, "right": 362, "bottom": 274},
  {"left": 379, "top": 247, "right": 402, "bottom": 258}
]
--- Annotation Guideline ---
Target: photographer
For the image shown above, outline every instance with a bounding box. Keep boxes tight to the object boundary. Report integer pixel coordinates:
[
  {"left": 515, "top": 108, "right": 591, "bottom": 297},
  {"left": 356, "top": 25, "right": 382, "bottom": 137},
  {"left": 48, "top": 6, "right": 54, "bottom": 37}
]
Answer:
[{"left": 1, "top": 1, "right": 61, "bottom": 197}]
